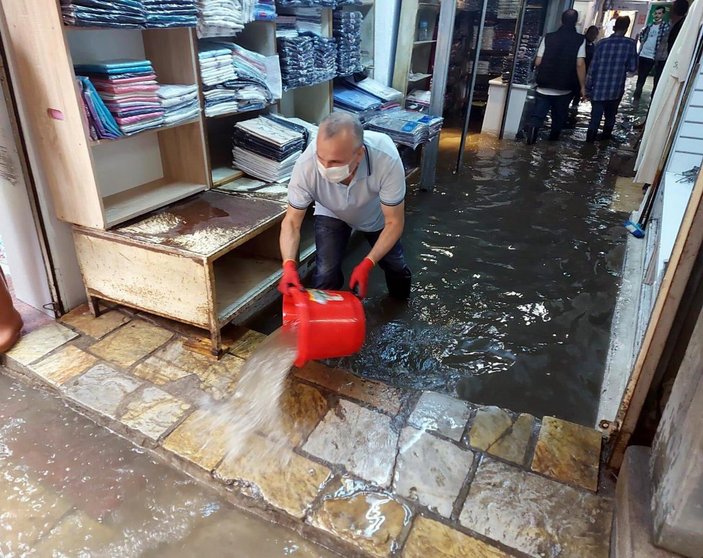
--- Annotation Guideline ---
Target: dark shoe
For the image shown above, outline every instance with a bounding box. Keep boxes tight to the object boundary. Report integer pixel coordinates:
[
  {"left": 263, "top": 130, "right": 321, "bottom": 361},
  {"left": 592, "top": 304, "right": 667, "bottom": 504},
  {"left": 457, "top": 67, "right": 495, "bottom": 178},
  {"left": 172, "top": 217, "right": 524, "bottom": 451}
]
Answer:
[
  {"left": 597, "top": 127, "right": 613, "bottom": 141},
  {"left": 525, "top": 125, "right": 539, "bottom": 145},
  {"left": 586, "top": 130, "right": 597, "bottom": 143}
]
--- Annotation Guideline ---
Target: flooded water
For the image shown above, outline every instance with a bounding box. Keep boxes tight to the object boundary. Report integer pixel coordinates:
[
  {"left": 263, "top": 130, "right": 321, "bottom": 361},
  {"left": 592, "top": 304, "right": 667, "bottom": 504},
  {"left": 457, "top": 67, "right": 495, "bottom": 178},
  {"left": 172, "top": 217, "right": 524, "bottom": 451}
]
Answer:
[
  {"left": 245, "top": 88, "right": 649, "bottom": 427},
  {"left": 194, "top": 328, "right": 298, "bottom": 463},
  {"left": 0, "top": 372, "right": 334, "bottom": 557}
]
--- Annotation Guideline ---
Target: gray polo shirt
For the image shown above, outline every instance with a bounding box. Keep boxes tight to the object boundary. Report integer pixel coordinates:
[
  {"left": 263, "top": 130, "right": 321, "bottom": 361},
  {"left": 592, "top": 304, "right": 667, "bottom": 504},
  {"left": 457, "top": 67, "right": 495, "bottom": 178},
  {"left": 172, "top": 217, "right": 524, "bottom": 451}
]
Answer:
[{"left": 287, "top": 130, "right": 406, "bottom": 232}]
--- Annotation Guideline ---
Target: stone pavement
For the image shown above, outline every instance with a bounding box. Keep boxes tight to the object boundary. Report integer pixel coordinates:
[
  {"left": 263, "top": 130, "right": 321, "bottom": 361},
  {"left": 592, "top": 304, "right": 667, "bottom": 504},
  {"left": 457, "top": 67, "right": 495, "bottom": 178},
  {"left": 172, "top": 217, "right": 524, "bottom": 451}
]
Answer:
[{"left": 1, "top": 305, "right": 614, "bottom": 558}]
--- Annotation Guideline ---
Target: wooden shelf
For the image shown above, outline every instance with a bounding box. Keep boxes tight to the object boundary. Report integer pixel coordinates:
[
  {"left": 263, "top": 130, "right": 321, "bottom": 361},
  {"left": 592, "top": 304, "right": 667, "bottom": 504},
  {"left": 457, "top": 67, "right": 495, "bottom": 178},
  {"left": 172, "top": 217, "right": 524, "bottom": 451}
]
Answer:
[
  {"left": 103, "top": 178, "right": 206, "bottom": 228},
  {"left": 211, "top": 166, "right": 244, "bottom": 188},
  {"left": 215, "top": 255, "right": 281, "bottom": 323},
  {"left": 89, "top": 117, "right": 201, "bottom": 147},
  {"left": 414, "top": 40, "right": 437, "bottom": 46}
]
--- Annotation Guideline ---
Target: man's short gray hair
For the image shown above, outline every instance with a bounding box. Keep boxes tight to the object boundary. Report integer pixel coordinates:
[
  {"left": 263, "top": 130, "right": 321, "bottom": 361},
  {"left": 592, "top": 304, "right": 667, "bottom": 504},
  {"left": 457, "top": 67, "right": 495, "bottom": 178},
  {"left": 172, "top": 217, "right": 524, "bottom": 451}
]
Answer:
[{"left": 319, "top": 112, "right": 364, "bottom": 148}]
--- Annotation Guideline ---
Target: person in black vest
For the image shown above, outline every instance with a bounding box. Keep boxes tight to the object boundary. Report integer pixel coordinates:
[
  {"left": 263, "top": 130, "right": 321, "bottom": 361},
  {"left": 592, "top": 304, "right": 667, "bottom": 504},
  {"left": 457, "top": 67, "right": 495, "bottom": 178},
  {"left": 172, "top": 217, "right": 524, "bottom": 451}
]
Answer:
[{"left": 526, "top": 9, "right": 587, "bottom": 144}]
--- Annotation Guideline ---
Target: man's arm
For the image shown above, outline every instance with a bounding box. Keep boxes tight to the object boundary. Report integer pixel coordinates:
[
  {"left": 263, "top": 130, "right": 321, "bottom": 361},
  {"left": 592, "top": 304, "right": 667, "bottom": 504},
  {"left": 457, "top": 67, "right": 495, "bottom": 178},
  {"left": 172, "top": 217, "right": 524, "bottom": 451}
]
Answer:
[
  {"left": 577, "top": 58, "right": 587, "bottom": 97},
  {"left": 280, "top": 205, "right": 307, "bottom": 262},
  {"left": 534, "top": 38, "right": 544, "bottom": 67},
  {"left": 366, "top": 202, "right": 405, "bottom": 264}
]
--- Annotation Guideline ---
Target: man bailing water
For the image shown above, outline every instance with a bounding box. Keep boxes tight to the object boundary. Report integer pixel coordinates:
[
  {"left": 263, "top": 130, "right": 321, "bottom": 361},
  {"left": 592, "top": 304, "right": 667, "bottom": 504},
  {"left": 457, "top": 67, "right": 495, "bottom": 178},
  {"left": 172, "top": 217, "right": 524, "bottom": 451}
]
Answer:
[{"left": 278, "top": 112, "right": 412, "bottom": 300}]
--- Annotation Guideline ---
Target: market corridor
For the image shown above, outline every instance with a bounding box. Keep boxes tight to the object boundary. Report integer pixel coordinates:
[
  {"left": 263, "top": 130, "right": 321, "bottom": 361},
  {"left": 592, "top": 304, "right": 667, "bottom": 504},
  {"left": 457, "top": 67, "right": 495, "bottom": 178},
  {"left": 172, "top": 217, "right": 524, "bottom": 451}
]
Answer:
[{"left": 334, "top": 92, "right": 644, "bottom": 427}]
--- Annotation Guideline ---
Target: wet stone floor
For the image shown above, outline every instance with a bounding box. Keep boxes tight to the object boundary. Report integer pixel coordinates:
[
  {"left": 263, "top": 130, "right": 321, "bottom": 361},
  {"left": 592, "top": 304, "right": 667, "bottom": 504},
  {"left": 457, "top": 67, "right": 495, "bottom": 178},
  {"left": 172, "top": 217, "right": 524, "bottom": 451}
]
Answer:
[{"left": 3, "top": 308, "right": 614, "bottom": 558}]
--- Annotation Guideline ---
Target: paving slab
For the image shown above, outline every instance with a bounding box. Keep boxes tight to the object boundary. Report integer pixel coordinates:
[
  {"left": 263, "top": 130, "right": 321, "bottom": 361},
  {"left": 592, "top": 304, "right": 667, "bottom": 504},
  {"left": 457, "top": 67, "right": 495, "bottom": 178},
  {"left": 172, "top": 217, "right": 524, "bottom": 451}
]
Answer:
[
  {"left": 215, "top": 434, "right": 330, "bottom": 519},
  {"left": 257, "top": 379, "right": 328, "bottom": 447},
  {"left": 89, "top": 320, "right": 173, "bottom": 368},
  {"left": 29, "top": 345, "right": 98, "bottom": 387},
  {"left": 62, "top": 363, "right": 142, "bottom": 418},
  {"left": 162, "top": 409, "right": 230, "bottom": 471},
  {"left": 120, "top": 386, "right": 191, "bottom": 441},
  {"left": 5, "top": 322, "right": 78, "bottom": 366},
  {"left": 228, "top": 329, "right": 267, "bottom": 359},
  {"left": 295, "top": 361, "right": 404, "bottom": 415},
  {"left": 531, "top": 416, "right": 602, "bottom": 492},
  {"left": 469, "top": 406, "right": 535, "bottom": 465},
  {"left": 303, "top": 399, "right": 399, "bottom": 487},
  {"left": 139, "top": 340, "right": 244, "bottom": 399},
  {"left": 60, "top": 305, "right": 130, "bottom": 339},
  {"left": 408, "top": 391, "right": 471, "bottom": 441},
  {"left": 403, "top": 516, "right": 509, "bottom": 558},
  {"left": 394, "top": 427, "right": 474, "bottom": 518},
  {"left": 460, "top": 458, "right": 612, "bottom": 558},
  {"left": 311, "top": 478, "right": 411, "bottom": 558}
]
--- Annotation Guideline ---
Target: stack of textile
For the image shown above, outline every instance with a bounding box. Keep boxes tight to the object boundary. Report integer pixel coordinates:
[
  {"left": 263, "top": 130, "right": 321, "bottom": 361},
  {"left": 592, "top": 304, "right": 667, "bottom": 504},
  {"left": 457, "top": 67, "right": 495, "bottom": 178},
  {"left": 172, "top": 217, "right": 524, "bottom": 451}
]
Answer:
[
  {"left": 278, "top": 36, "right": 314, "bottom": 89},
  {"left": 294, "top": 7, "right": 323, "bottom": 34},
  {"left": 277, "top": 0, "right": 336, "bottom": 7},
  {"left": 313, "top": 35, "right": 337, "bottom": 83},
  {"left": 333, "top": 83, "right": 382, "bottom": 122},
  {"left": 510, "top": 7, "right": 542, "bottom": 85},
  {"left": 198, "top": 42, "right": 238, "bottom": 115},
  {"left": 365, "top": 109, "right": 444, "bottom": 149},
  {"left": 232, "top": 115, "right": 310, "bottom": 182},
  {"left": 75, "top": 60, "right": 165, "bottom": 135},
  {"left": 492, "top": 20, "right": 515, "bottom": 51},
  {"left": 76, "top": 76, "right": 123, "bottom": 141},
  {"left": 144, "top": 0, "right": 197, "bottom": 27},
  {"left": 496, "top": 0, "right": 520, "bottom": 19},
  {"left": 276, "top": 15, "right": 298, "bottom": 37},
  {"left": 333, "top": 10, "right": 362, "bottom": 76},
  {"left": 230, "top": 42, "right": 278, "bottom": 110},
  {"left": 405, "top": 89, "right": 431, "bottom": 111},
  {"left": 61, "top": 0, "right": 146, "bottom": 28},
  {"left": 197, "top": 0, "right": 255, "bottom": 38},
  {"left": 347, "top": 78, "right": 402, "bottom": 105},
  {"left": 157, "top": 84, "right": 200, "bottom": 125}
]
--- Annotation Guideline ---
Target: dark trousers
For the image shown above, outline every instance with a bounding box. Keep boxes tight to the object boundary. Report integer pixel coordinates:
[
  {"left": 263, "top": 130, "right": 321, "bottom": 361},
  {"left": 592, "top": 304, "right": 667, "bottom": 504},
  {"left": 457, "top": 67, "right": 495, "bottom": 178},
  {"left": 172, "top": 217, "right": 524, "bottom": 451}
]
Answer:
[
  {"left": 588, "top": 98, "right": 621, "bottom": 136},
  {"left": 634, "top": 56, "right": 655, "bottom": 99},
  {"left": 311, "top": 215, "right": 412, "bottom": 298},
  {"left": 528, "top": 92, "right": 572, "bottom": 139}
]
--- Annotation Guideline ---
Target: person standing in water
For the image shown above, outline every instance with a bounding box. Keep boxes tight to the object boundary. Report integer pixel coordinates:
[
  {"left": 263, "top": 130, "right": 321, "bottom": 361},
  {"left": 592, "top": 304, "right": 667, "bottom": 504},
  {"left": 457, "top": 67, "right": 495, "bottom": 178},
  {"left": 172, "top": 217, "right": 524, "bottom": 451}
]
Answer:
[
  {"left": 585, "top": 16, "right": 638, "bottom": 142},
  {"left": 634, "top": 5, "right": 670, "bottom": 101},
  {"left": 278, "top": 112, "right": 412, "bottom": 300}
]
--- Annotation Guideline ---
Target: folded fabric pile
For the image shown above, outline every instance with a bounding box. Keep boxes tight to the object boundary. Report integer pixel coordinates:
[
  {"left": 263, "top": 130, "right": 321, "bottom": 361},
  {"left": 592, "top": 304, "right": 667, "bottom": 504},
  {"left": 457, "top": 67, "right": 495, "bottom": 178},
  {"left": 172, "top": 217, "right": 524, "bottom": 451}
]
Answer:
[
  {"left": 510, "top": 7, "right": 542, "bottom": 85},
  {"left": 277, "top": 0, "right": 336, "bottom": 7},
  {"left": 497, "top": 0, "right": 520, "bottom": 19},
  {"left": 75, "top": 60, "right": 166, "bottom": 135},
  {"left": 294, "top": 7, "right": 323, "bottom": 35},
  {"left": 144, "top": 0, "right": 197, "bottom": 27},
  {"left": 199, "top": 41, "right": 278, "bottom": 116},
  {"left": 333, "top": 10, "right": 362, "bottom": 76},
  {"left": 232, "top": 114, "right": 310, "bottom": 182},
  {"left": 197, "top": 0, "right": 255, "bottom": 38},
  {"left": 61, "top": 0, "right": 146, "bottom": 28},
  {"left": 76, "top": 76, "right": 123, "bottom": 141},
  {"left": 313, "top": 35, "right": 337, "bottom": 83},
  {"left": 157, "top": 84, "right": 200, "bottom": 125},
  {"left": 365, "top": 109, "right": 444, "bottom": 149},
  {"left": 346, "top": 77, "right": 402, "bottom": 105},
  {"left": 333, "top": 83, "right": 382, "bottom": 122},
  {"left": 278, "top": 35, "right": 314, "bottom": 89},
  {"left": 276, "top": 15, "right": 298, "bottom": 38},
  {"left": 405, "top": 89, "right": 431, "bottom": 111},
  {"left": 493, "top": 20, "right": 515, "bottom": 51}
]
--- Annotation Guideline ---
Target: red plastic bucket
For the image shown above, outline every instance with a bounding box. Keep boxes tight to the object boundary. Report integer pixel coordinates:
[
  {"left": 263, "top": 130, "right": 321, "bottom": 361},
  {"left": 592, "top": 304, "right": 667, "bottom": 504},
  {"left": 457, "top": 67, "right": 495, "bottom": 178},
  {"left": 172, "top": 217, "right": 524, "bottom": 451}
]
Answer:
[{"left": 282, "top": 289, "right": 366, "bottom": 368}]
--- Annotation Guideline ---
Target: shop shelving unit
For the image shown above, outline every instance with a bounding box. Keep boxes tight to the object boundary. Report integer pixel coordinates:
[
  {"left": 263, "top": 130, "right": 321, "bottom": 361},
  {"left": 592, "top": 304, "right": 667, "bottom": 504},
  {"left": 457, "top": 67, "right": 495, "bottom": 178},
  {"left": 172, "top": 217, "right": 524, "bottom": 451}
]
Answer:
[{"left": 0, "top": 0, "right": 338, "bottom": 354}]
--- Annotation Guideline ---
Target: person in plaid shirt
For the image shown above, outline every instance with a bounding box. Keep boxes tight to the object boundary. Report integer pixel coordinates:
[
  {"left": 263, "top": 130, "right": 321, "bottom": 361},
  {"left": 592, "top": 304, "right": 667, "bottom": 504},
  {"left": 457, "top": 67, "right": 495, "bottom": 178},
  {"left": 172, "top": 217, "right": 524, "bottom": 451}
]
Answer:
[
  {"left": 634, "top": 5, "right": 670, "bottom": 100},
  {"left": 585, "top": 16, "right": 638, "bottom": 142}
]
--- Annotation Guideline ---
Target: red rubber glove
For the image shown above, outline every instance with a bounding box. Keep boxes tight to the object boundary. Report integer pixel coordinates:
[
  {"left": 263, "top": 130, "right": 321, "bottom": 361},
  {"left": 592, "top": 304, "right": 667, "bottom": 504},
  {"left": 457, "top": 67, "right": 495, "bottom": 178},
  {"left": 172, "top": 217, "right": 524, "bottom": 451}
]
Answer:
[
  {"left": 278, "top": 260, "right": 303, "bottom": 295},
  {"left": 349, "top": 257, "right": 375, "bottom": 298}
]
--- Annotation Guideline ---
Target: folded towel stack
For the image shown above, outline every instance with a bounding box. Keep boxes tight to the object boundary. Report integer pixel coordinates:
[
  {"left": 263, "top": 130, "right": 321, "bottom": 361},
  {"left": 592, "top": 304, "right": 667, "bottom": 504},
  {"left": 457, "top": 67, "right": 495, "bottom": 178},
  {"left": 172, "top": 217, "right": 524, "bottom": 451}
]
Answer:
[
  {"left": 76, "top": 76, "right": 124, "bottom": 141},
  {"left": 157, "top": 84, "right": 201, "bottom": 125},
  {"left": 232, "top": 114, "right": 310, "bottom": 182},
  {"left": 197, "top": 0, "right": 256, "bottom": 38},
  {"left": 61, "top": 0, "right": 146, "bottom": 28},
  {"left": 144, "top": 0, "right": 198, "bottom": 28},
  {"left": 75, "top": 60, "right": 166, "bottom": 135}
]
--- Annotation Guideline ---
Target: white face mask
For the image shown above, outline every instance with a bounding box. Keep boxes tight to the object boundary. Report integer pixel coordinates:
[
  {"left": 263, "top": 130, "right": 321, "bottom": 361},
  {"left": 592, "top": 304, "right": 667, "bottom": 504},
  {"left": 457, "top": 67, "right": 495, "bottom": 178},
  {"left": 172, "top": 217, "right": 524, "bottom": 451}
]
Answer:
[{"left": 317, "top": 159, "right": 352, "bottom": 183}]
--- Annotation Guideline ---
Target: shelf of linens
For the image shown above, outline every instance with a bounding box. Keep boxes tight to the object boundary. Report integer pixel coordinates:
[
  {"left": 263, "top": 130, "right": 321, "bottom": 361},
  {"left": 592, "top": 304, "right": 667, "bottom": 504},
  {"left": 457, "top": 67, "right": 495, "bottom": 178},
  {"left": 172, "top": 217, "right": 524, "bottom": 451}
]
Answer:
[
  {"left": 205, "top": 102, "right": 277, "bottom": 120},
  {"left": 88, "top": 117, "right": 200, "bottom": 146}
]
